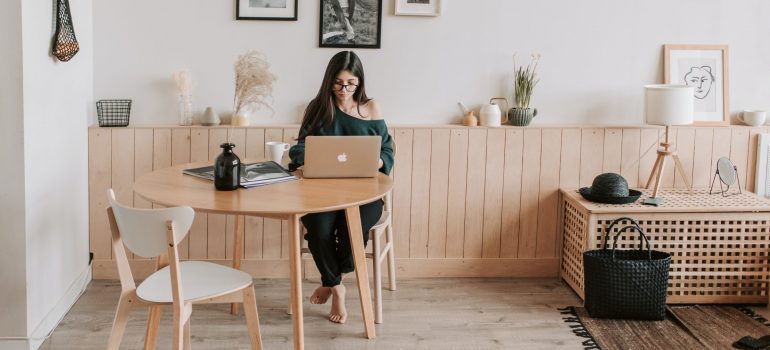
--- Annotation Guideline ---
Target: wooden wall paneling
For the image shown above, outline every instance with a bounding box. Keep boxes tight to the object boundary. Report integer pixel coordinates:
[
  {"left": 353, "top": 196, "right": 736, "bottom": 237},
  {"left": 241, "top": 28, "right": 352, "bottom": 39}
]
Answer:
[
  {"left": 746, "top": 127, "right": 766, "bottom": 192},
  {"left": 481, "top": 129, "right": 506, "bottom": 258},
  {"left": 711, "top": 128, "right": 732, "bottom": 178},
  {"left": 536, "top": 129, "right": 561, "bottom": 258},
  {"left": 280, "top": 128, "right": 299, "bottom": 259},
  {"left": 225, "top": 128, "right": 246, "bottom": 260},
  {"left": 692, "top": 128, "right": 714, "bottom": 188},
  {"left": 133, "top": 129, "right": 154, "bottom": 209},
  {"left": 152, "top": 128, "right": 172, "bottom": 172},
  {"left": 427, "top": 129, "right": 450, "bottom": 258},
  {"left": 262, "top": 128, "right": 284, "bottom": 260},
  {"left": 392, "top": 129, "right": 414, "bottom": 259},
  {"left": 171, "top": 128, "right": 191, "bottom": 258},
  {"left": 132, "top": 129, "right": 154, "bottom": 260},
  {"left": 730, "top": 128, "right": 750, "bottom": 190},
  {"left": 500, "top": 130, "right": 524, "bottom": 258},
  {"left": 244, "top": 129, "right": 266, "bottom": 259},
  {"left": 518, "top": 129, "right": 542, "bottom": 258},
  {"left": 673, "top": 127, "right": 695, "bottom": 188},
  {"left": 88, "top": 128, "right": 112, "bottom": 260},
  {"left": 579, "top": 129, "right": 604, "bottom": 187},
  {"left": 188, "top": 129, "right": 209, "bottom": 259},
  {"left": 463, "top": 129, "right": 487, "bottom": 259},
  {"left": 602, "top": 128, "right": 622, "bottom": 173},
  {"left": 111, "top": 129, "right": 135, "bottom": 260},
  {"left": 638, "top": 128, "right": 661, "bottom": 188},
  {"left": 207, "top": 128, "right": 229, "bottom": 260},
  {"left": 620, "top": 129, "right": 641, "bottom": 187},
  {"left": 445, "top": 129, "right": 468, "bottom": 258},
  {"left": 409, "top": 129, "right": 431, "bottom": 258},
  {"left": 660, "top": 128, "right": 678, "bottom": 188},
  {"left": 559, "top": 129, "right": 582, "bottom": 190}
]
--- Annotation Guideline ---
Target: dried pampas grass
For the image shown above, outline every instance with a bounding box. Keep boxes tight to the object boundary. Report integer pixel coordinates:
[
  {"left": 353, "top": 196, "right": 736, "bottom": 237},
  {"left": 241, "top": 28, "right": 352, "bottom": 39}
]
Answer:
[
  {"left": 172, "top": 69, "right": 193, "bottom": 96},
  {"left": 233, "top": 51, "right": 277, "bottom": 118}
]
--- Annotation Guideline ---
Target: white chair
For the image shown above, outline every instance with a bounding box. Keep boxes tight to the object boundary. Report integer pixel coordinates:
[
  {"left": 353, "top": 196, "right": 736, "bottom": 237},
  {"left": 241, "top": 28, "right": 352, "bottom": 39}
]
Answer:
[
  {"left": 291, "top": 190, "right": 396, "bottom": 324},
  {"left": 105, "top": 189, "right": 263, "bottom": 350}
]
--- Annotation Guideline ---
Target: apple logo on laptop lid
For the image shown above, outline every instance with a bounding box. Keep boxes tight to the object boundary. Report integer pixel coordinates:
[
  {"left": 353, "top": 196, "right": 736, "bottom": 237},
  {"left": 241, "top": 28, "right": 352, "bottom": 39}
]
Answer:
[{"left": 337, "top": 153, "right": 348, "bottom": 162}]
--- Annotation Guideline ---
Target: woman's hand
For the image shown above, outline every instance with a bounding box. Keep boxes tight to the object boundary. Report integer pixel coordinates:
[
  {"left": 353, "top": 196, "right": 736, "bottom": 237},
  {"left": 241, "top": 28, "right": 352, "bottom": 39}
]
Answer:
[{"left": 379, "top": 158, "right": 384, "bottom": 168}]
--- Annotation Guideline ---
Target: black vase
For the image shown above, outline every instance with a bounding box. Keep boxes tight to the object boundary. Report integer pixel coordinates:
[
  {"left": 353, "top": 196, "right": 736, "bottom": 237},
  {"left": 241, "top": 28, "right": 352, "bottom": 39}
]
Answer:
[{"left": 214, "top": 143, "right": 241, "bottom": 191}]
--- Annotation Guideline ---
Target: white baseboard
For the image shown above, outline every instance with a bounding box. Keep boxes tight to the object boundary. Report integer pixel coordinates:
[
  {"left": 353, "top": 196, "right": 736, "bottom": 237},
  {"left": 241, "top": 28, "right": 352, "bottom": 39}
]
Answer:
[{"left": 5, "top": 264, "right": 92, "bottom": 350}]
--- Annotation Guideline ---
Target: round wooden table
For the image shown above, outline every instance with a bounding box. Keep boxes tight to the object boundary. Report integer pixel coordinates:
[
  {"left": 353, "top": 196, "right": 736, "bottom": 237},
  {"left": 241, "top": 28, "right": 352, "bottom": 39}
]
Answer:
[{"left": 134, "top": 162, "right": 392, "bottom": 350}]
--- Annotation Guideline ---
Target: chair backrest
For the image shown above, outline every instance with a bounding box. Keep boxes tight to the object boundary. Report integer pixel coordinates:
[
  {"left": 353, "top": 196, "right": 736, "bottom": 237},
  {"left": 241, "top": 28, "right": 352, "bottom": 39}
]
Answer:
[{"left": 107, "top": 189, "right": 195, "bottom": 258}]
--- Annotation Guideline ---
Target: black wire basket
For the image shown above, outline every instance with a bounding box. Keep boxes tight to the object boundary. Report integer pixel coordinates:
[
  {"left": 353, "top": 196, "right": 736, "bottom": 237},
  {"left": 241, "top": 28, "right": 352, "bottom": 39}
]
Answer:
[{"left": 96, "top": 99, "right": 132, "bottom": 127}]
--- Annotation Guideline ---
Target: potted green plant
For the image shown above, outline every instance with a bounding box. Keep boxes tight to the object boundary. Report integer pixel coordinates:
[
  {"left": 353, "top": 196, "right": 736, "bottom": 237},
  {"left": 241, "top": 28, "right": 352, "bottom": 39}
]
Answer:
[{"left": 509, "top": 53, "right": 541, "bottom": 126}]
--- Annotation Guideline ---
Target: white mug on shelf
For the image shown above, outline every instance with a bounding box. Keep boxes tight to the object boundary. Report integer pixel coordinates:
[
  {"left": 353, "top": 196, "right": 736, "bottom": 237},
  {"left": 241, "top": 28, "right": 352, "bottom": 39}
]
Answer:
[
  {"left": 266, "top": 142, "right": 290, "bottom": 164},
  {"left": 739, "top": 110, "right": 767, "bottom": 126}
]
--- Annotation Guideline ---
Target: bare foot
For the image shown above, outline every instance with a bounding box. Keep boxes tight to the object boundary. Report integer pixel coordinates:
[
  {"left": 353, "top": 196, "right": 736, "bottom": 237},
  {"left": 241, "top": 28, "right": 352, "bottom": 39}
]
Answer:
[
  {"left": 329, "top": 284, "right": 347, "bottom": 324},
  {"left": 310, "top": 286, "right": 332, "bottom": 305}
]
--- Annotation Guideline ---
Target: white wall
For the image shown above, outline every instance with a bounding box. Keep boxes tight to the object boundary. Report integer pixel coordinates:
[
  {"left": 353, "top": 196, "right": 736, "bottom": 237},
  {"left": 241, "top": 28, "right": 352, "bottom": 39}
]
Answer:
[
  {"left": 0, "top": 0, "right": 92, "bottom": 348},
  {"left": 0, "top": 0, "right": 29, "bottom": 343},
  {"left": 94, "top": 0, "right": 770, "bottom": 125}
]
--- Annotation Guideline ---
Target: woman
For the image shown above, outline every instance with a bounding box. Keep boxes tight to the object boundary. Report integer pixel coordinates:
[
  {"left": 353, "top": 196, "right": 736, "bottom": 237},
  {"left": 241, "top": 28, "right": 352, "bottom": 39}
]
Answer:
[{"left": 289, "top": 51, "right": 393, "bottom": 324}]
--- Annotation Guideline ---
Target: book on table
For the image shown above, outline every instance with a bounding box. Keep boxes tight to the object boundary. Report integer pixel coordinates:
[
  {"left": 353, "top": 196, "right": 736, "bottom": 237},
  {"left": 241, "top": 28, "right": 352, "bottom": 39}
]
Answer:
[{"left": 183, "top": 161, "right": 297, "bottom": 188}]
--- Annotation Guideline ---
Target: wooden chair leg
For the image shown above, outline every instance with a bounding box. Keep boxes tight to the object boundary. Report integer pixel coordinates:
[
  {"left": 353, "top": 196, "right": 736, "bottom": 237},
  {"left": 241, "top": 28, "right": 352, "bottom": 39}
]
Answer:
[
  {"left": 143, "top": 305, "right": 163, "bottom": 350},
  {"left": 172, "top": 304, "right": 189, "bottom": 350},
  {"left": 106, "top": 293, "right": 133, "bottom": 350},
  {"left": 183, "top": 318, "right": 191, "bottom": 350},
  {"left": 372, "top": 230, "right": 383, "bottom": 324},
  {"left": 243, "top": 286, "right": 264, "bottom": 350},
  {"left": 385, "top": 225, "right": 396, "bottom": 291}
]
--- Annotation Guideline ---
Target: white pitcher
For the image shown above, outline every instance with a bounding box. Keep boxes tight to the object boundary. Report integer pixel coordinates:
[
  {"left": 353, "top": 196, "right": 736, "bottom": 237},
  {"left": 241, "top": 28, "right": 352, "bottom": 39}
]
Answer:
[{"left": 479, "top": 97, "right": 509, "bottom": 127}]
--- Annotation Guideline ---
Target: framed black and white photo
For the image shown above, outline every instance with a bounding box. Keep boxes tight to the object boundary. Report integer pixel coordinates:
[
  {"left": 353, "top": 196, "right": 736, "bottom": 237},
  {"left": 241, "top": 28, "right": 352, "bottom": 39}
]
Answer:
[
  {"left": 319, "top": 0, "right": 382, "bottom": 49},
  {"left": 236, "top": 0, "right": 297, "bottom": 21},
  {"left": 664, "top": 44, "right": 730, "bottom": 125},
  {"left": 395, "top": 0, "right": 441, "bottom": 16}
]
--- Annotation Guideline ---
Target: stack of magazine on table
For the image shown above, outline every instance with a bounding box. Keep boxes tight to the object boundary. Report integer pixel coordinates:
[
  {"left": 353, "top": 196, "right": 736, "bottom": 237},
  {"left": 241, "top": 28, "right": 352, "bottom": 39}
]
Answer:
[{"left": 183, "top": 161, "right": 297, "bottom": 188}]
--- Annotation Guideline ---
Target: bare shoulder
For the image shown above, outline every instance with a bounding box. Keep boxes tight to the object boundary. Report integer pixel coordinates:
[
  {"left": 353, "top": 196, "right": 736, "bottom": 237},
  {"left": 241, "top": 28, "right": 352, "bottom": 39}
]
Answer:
[{"left": 364, "top": 99, "right": 384, "bottom": 120}]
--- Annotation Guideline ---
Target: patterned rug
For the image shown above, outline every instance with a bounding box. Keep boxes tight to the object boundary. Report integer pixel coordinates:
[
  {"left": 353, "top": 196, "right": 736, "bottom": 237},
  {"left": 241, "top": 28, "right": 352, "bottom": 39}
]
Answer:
[{"left": 561, "top": 305, "right": 770, "bottom": 350}]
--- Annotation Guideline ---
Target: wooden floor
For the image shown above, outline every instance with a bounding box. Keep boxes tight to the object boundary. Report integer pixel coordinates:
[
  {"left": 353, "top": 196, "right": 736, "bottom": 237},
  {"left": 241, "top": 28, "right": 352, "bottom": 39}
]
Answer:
[{"left": 41, "top": 278, "right": 588, "bottom": 350}]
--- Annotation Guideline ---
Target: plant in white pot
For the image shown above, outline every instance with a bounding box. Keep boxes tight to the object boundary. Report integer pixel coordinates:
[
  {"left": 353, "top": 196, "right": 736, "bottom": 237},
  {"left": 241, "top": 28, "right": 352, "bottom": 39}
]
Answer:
[
  {"left": 509, "top": 53, "right": 541, "bottom": 126},
  {"left": 232, "top": 50, "right": 277, "bottom": 126}
]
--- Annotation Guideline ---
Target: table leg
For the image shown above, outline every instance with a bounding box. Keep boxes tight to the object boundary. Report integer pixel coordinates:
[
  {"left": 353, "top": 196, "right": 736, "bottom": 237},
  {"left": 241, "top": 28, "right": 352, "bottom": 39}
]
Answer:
[
  {"left": 288, "top": 214, "right": 305, "bottom": 350},
  {"left": 231, "top": 215, "right": 244, "bottom": 315},
  {"left": 345, "top": 206, "right": 377, "bottom": 339}
]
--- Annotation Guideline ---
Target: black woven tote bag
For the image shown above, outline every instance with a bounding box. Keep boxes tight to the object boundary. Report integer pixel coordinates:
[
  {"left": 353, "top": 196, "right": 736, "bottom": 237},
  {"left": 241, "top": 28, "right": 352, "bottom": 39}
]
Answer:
[{"left": 583, "top": 217, "right": 672, "bottom": 320}]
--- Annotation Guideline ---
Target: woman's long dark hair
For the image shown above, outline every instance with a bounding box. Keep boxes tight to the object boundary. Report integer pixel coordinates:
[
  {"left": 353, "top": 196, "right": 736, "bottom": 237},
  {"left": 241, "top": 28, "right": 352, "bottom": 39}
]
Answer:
[{"left": 299, "top": 51, "right": 371, "bottom": 139}]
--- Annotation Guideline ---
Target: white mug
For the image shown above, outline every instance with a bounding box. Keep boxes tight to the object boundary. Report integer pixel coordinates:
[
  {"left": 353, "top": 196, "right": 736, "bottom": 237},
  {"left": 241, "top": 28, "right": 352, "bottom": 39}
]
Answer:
[
  {"left": 266, "top": 142, "right": 290, "bottom": 164},
  {"left": 739, "top": 110, "right": 767, "bottom": 126}
]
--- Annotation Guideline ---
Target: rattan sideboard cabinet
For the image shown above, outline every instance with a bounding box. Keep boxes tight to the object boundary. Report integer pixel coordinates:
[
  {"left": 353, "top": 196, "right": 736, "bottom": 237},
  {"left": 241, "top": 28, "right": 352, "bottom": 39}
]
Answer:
[{"left": 560, "top": 188, "right": 770, "bottom": 304}]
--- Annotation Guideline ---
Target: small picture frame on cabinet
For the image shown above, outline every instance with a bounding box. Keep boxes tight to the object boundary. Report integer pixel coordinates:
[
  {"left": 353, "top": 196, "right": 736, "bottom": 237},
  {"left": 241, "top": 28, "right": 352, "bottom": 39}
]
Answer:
[
  {"left": 395, "top": 0, "right": 441, "bottom": 16},
  {"left": 236, "top": 0, "right": 298, "bottom": 21}
]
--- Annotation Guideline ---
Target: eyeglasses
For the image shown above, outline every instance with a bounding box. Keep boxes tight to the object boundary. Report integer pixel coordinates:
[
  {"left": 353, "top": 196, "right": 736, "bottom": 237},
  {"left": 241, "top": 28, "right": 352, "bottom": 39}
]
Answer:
[{"left": 332, "top": 83, "right": 358, "bottom": 92}]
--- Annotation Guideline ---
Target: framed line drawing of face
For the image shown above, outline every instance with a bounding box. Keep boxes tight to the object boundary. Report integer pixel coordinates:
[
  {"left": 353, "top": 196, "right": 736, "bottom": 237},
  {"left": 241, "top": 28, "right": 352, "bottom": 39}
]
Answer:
[
  {"left": 664, "top": 44, "right": 730, "bottom": 125},
  {"left": 395, "top": 0, "right": 442, "bottom": 16},
  {"left": 236, "top": 0, "right": 298, "bottom": 21},
  {"left": 319, "top": 0, "right": 382, "bottom": 49}
]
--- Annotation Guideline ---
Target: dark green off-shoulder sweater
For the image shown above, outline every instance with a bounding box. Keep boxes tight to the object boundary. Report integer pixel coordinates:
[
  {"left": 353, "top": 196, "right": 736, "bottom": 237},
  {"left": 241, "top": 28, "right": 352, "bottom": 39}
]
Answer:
[{"left": 289, "top": 107, "right": 394, "bottom": 175}]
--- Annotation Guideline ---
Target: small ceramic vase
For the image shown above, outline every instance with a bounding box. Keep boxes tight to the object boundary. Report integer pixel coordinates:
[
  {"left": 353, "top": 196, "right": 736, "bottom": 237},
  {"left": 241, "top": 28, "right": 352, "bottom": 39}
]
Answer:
[
  {"left": 201, "top": 107, "right": 220, "bottom": 126},
  {"left": 462, "top": 111, "right": 478, "bottom": 127},
  {"left": 232, "top": 114, "right": 250, "bottom": 126}
]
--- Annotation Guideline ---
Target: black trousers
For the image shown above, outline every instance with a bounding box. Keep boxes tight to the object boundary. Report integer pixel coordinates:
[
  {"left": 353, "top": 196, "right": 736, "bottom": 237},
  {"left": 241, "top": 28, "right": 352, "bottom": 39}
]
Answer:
[{"left": 302, "top": 199, "right": 384, "bottom": 287}]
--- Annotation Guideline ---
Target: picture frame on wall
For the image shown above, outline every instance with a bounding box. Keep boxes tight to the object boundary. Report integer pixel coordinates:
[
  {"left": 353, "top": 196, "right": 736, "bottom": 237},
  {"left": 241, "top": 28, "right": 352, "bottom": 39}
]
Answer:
[
  {"left": 319, "top": 0, "right": 382, "bottom": 49},
  {"left": 236, "top": 0, "right": 298, "bottom": 21},
  {"left": 664, "top": 44, "right": 730, "bottom": 125},
  {"left": 395, "top": 0, "right": 442, "bottom": 16}
]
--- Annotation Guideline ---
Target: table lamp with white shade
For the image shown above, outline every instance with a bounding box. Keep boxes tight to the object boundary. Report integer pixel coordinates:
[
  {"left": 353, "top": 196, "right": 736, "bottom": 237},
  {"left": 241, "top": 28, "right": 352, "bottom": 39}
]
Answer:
[{"left": 643, "top": 84, "right": 695, "bottom": 206}]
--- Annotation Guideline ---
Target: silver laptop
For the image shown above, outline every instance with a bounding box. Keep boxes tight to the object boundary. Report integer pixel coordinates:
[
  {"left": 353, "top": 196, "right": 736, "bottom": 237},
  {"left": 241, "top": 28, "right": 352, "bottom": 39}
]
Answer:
[{"left": 303, "top": 136, "right": 381, "bottom": 178}]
